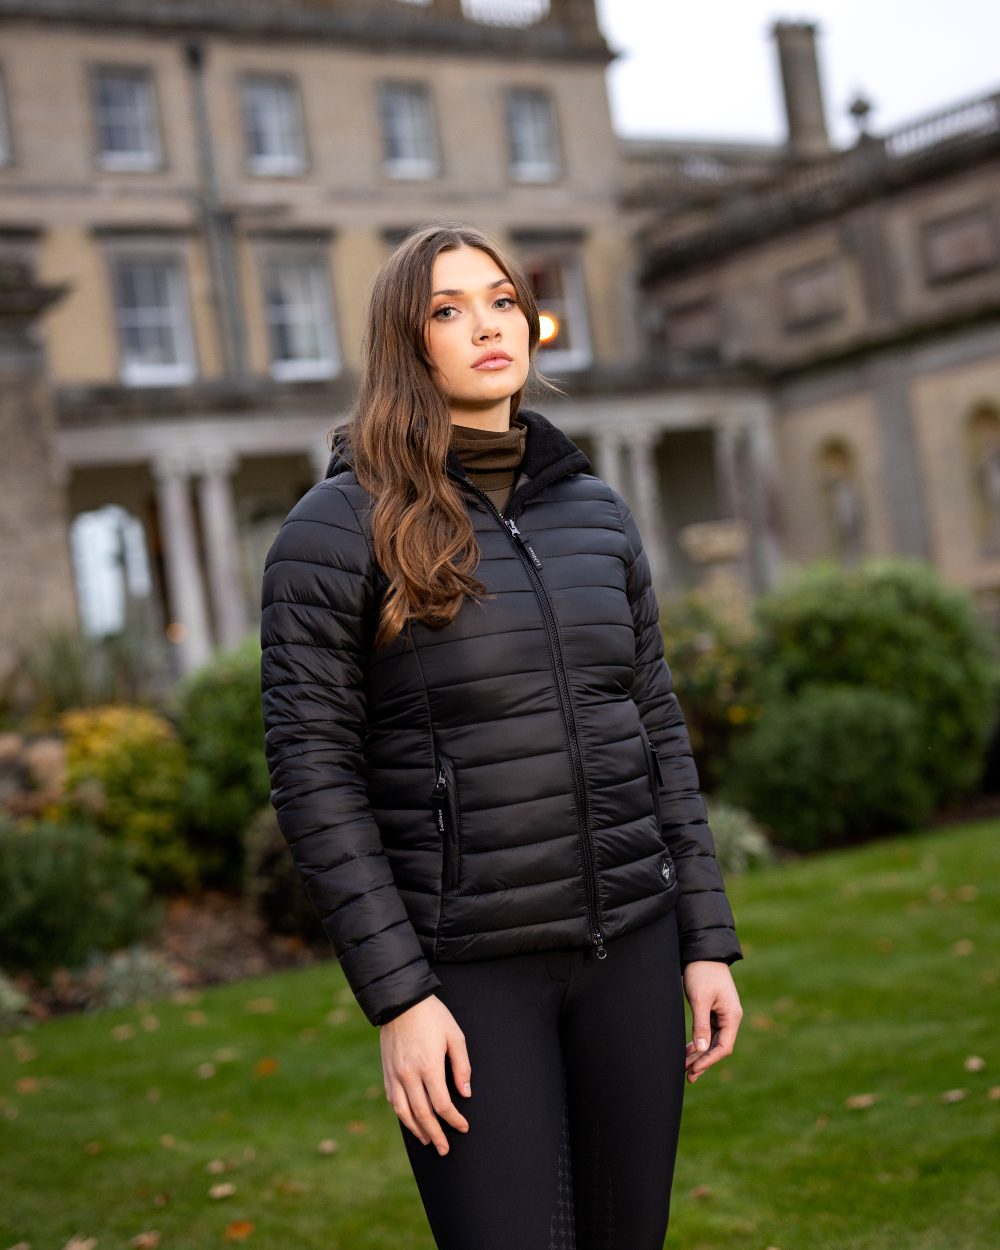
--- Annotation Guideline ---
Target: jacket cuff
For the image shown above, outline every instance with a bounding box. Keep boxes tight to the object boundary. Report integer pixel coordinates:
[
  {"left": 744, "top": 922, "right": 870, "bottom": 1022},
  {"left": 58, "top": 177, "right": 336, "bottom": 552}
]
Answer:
[{"left": 374, "top": 987, "right": 439, "bottom": 1026}]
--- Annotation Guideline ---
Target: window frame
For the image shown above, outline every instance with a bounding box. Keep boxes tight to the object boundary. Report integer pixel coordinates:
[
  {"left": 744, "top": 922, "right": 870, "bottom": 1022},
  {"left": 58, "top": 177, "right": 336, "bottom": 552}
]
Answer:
[
  {"left": 239, "top": 72, "right": 310, "bottom": 178},
  {"left": 520, "top": 250, "right": 592, "bottom": 372},
  {"left": 104, "top": 243, "right": 198, "bottom": 387},
  {"left": 0, "top": 65, "right": 13, "bottom": 168},
  {"left": 258, "top": 247, "right": 341, "bottom": 382},
  {"left": 90, "top": 64, "right": 164, "bottom": 173},
  {"left": 378, "top": 80, "right": 440, "bottom": 180},
  {"left": 505, "top": 87, "right": 562, "bottom": 183}
]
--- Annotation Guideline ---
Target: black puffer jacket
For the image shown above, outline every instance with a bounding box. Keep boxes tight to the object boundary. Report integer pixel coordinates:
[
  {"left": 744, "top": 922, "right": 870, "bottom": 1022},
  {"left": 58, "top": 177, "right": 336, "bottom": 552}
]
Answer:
[{"left": 260, "top": 409, "right": 741, "bottom": 1026}]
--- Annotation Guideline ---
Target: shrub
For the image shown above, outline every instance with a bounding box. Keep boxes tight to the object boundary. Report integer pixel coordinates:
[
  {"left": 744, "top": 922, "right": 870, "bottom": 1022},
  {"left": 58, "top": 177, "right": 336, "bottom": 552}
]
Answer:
[
  {"left": 243, "top": 805, "right": 324, "bottom": 943},
  {"left": 721, "top": 685, "right": 937, "bottom": 851},
  {"left": 46, "top": 704, "right": 196, "bottom": 892},
  {"left": 172, "top": 638, "right": 272, "bottom": 890},
  {"left": 703, "top": 796, "right": 775, "bottom": 873},
  {"left": 0, "top": 969, "right": 30, "bottom": 1033},
  {"left": 76, "top": 945, "right": 180, "bottom": 1011},
  {"left": 746, "top": 559, "right": 1000, "bottom": 809},
  {"left": 0, "top": 818, "right": 159, "bottom": 978},
  {"left": 658, "top": 591, "right": 758, "bottom": 790}
]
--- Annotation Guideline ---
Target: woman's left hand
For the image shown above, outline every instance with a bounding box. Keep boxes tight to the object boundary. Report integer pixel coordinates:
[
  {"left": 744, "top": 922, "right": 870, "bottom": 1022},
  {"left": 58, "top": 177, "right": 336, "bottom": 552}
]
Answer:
[{"left": 682, "top": 961, "right": 743, "bottom": 1084}]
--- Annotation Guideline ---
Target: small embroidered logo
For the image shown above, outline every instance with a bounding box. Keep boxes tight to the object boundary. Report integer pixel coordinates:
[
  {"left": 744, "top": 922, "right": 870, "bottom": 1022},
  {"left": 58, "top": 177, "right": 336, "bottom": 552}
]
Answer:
[{"left": 660, "top": 859, "right": 672, "bottom": 881}]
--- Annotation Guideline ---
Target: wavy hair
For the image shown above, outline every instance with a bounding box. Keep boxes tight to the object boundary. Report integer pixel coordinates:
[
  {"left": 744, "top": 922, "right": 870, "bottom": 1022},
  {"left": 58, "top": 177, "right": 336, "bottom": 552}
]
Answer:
[{"left": 334, "top": 223, "right": 546, "bottom": 650}]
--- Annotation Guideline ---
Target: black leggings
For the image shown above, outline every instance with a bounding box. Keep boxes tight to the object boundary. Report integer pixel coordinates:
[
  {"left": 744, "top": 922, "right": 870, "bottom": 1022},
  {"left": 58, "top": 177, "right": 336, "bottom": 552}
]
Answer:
[{"left": 400, "top": 907, "right": 687, "bottom": 1250}]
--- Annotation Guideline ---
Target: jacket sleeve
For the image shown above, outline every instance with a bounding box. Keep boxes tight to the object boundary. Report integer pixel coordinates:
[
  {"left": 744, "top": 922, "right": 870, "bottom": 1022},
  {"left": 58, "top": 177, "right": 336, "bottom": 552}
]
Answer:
[
  {"left": 260, "top": 481, "right": 443, "bottom": 1025},
  {"left": 612, "top": 489, "right": 743, "bottom": 968}
]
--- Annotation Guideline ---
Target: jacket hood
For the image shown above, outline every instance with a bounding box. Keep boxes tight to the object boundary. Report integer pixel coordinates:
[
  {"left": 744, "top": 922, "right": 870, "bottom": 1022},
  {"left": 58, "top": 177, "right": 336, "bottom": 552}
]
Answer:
[{"left": 324, "top": 408, "right": 592, "bottom": 504}]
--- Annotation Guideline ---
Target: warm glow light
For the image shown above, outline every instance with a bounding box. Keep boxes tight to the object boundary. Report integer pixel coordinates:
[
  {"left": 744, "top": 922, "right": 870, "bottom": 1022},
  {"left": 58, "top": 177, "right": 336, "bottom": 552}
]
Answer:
[
  {"left": 166, "top": 621, "right": 188, "bottom": 644},
  {"left": 538, "top": 311, "right": 559, "bottom": 344}
]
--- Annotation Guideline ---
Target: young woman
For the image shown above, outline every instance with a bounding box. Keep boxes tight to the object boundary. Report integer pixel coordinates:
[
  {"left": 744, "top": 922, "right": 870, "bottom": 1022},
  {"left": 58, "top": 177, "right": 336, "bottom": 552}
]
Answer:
[{"left": 260, "top": 223, "right": 743, "bottom": 1250}]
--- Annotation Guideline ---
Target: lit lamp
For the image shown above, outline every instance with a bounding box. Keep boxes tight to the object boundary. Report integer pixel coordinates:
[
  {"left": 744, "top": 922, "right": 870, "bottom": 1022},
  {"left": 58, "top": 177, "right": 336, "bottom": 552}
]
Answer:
[{"left": 538, "top": 311, "right": 559, "bottom": 346}]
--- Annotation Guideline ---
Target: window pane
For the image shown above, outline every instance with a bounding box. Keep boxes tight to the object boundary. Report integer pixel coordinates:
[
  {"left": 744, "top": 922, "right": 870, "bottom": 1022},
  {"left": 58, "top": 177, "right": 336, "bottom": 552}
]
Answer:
[
  {"left": 95, "top": 70, "right": 158, "bottom": 162},
  {"left": 242, "top": 78, "right": 305, "bottom": 170},
  {"left": 112, "top": 257, "right": 192, "bottom": 380},
  {"left": 264, "top": 259, "right": 337, "bottom": 374},
  {"left": 507, "top": 89, "right": 559, "bottom": 178},
  {"left": 380, "top": 83, "right": 437, "bottom": 174}
]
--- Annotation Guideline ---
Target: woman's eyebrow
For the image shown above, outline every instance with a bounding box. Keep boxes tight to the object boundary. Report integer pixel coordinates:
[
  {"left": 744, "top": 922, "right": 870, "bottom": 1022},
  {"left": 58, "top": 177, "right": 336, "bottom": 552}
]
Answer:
[{"left": 430, "top": 277, "right": 513, "bottom": 297}]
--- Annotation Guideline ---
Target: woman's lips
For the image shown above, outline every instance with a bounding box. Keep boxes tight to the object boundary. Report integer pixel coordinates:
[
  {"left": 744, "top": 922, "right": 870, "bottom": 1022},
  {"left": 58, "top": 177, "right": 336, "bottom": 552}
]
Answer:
[{"left": 472, "top": 354, "right": 513, "bottom": 370}]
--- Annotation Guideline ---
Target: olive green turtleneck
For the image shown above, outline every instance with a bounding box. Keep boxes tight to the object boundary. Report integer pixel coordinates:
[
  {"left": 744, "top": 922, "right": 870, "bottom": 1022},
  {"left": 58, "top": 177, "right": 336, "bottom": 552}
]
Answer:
[{"left": 448, "top": 415, "right": 527, "bottom": 515}]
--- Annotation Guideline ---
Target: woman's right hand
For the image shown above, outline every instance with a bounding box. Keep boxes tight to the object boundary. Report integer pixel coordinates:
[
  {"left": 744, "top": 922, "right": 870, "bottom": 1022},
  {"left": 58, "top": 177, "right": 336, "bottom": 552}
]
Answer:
[{"left": 379, "top": 994, "right": 472, "bottom": 1155}]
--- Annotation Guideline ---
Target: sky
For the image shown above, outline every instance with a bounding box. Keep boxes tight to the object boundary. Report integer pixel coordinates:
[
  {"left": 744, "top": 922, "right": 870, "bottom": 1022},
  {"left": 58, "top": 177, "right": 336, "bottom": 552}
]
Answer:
[{"left": 594, "top": 0, "right": 1000, "bottom": 148}]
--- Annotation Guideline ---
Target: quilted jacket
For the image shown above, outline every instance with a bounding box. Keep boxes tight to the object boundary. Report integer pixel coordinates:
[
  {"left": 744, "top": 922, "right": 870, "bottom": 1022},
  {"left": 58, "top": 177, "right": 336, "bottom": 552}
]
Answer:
[{"left": 260, "top": 408, "right": 742, "bottom": 1026}]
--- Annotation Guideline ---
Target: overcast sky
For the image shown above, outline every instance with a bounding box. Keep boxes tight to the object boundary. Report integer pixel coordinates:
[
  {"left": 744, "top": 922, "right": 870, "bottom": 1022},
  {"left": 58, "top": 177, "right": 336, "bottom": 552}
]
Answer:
[{"left": 594, "top": 0, "right": 1000, "bottom": 148}]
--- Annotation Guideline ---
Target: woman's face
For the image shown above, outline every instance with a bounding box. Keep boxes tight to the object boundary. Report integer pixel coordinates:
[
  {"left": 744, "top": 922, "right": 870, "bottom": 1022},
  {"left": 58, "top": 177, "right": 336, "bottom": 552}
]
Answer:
[{"left": 424, "top": 245, "right": 531, "bottom": 427}]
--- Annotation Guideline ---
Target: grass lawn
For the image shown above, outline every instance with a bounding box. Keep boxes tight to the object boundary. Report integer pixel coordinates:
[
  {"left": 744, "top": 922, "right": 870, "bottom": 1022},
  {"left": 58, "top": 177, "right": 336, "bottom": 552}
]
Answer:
[{"left": 1, "top": 818, "right": 997, "bottom": 1250}]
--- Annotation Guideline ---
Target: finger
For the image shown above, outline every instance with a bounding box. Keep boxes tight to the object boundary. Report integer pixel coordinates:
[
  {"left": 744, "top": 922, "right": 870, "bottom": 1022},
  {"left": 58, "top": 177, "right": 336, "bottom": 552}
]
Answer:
[
  {"left": 448, "top": 1029, "right": 473, "bottom": 1100},
  {"left": 391, "top": 1082, "right": 430, "bottom": 1147},
  {"left": 426, "top": 1069, "right": 469, "bottom": 1134},
  {"left": 685, "top": 1000, "right": 713, "bottom": 1069},
  {"left": 404, "top": 1075, "right": 451, "bottom": 1155}
]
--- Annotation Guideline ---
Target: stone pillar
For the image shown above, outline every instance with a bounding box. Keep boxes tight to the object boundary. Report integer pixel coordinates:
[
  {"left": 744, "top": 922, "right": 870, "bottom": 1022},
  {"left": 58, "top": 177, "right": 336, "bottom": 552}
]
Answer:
[
  {"left": 593, "top": 427, "right": 626, "bottom": 495},
  {"left": 152, "top": 452, "right": 213, "bottom": 675},
  {"left": 743, "top": 417, "right": 784, "bottom": 592},
  {"left": 624, "top": 429, "right": 672, "bottom": 592},
  {"left": 0, "top": 259, "right": 76, "bottom": 695},
  {"left": 196, "top": 447, "right": 249, "bottom": 650},
  {"left": 713, "top": 420, "right": 743, "bottom": 520}
]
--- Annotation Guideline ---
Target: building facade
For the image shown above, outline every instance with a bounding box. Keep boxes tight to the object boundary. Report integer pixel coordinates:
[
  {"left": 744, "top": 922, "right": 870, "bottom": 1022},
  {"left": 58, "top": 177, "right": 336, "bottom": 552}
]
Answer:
[{"left": 0, "top": 1, "right": 996, "bottom": 686}]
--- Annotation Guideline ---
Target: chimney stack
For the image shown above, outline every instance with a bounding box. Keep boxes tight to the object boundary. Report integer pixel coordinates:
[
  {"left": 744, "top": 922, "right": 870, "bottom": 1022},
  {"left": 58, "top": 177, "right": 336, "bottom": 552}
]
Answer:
[{"left": 771, "top": 20, "right": 832, "bottom": 159}]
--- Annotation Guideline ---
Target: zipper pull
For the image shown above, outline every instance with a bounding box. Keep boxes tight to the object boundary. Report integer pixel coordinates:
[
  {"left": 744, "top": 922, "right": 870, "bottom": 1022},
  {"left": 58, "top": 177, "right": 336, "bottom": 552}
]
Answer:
[
  {"left": 649, "top": 741, "right": 663, "bottom": 787},
  {"left": 592, "top": 930, "right": 608, "bottom": 960},
  {"left": 506, "top": 518, "right": 543, "bottom": 569},
  {"left": 431, "top": 764, "right": 446, "bottom": 802}
]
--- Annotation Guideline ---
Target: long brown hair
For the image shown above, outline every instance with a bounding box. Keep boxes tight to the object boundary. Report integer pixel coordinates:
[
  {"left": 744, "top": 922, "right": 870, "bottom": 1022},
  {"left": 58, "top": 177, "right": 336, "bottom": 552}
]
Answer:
[{"left": 336, "top": 223, "right": 544, "bottom": 651}]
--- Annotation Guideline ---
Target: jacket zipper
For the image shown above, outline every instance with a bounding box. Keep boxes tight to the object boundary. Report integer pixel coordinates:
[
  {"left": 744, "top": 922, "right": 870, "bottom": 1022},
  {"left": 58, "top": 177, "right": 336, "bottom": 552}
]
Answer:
[
  {"left": 431, "top": 757, "right": 461, "bottom": 891},
  {"left": 446, "top": 468, "right": 608, "bottom": 960}
]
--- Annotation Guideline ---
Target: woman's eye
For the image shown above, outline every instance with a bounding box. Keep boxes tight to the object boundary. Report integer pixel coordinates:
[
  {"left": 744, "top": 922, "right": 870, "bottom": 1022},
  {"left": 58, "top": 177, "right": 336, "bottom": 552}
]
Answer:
[
  {"left": 433, "top": 305, "right": 458, "bottom": 320},
  {"left": 495, "top": 295, "right": 517, "bottom": 309}
]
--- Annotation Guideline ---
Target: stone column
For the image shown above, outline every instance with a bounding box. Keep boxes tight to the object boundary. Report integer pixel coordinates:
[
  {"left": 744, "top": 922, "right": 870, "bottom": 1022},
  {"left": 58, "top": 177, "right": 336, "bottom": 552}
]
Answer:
[
  {"left": 743, "top": 416, "right": 785, "bottom": 592},
  {"left": 196, "top": 447, "right": 249, "bottom": 650},
  {"left": 593, "top": 427, "right": 627, "bottom": 495},
  {"left": 713, "top": 420, "right": 743, "bottom": 520},
  {"left": 152, "top": 452, "right": 213, "bottom": 675},
  {"left": 624, "top": 429, "right": 672, "bottom": 592}
]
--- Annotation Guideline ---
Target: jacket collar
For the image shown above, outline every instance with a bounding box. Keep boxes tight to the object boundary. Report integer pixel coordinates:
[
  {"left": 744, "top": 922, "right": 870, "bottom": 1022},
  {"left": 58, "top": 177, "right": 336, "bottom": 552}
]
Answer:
[{"left": 325, "top": 408, "right": 591, "bottom": 505}]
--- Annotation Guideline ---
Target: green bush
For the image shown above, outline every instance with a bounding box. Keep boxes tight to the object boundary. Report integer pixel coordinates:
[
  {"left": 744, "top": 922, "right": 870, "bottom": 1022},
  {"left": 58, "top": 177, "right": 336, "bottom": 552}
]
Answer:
[
  {"left": 173, "top": 638, "right": 272, "bottom": 890},
  {"left": 721, "top": 685, "right": 937, "bottom": 851},
  {"left": 46, "top": 704, "right": 196, "bottom": 893},
  {"left": 746, "top": 558, "right": 1000, "bottom": 809},
  {"left": 659, "top": 591, "right": 758, "bottom": 790},
  {"left": 0, "top": 818, "right": 159, "bottom": 978},
  {"left": 703, "top": 796, "right": 775, "bottom": 873},
  {"left": 242, "top": 805, "right": 324, "bottom": 943}
]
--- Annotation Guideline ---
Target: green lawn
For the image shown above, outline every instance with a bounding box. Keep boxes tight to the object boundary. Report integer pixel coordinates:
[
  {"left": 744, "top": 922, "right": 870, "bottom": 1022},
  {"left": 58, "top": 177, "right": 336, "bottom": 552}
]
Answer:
[{"left": 2, "top": 819, "right": 997, "bottom": 1250}]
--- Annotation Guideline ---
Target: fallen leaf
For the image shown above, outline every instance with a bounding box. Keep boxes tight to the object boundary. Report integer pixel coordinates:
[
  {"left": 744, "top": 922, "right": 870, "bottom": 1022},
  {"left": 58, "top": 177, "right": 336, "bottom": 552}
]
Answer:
[
  {"left": 242, "top": 1146, "right": 256, "bottom": 1162},
  {"left": 16, "top": 1077, "right": 41, "bottom": 1094},
  {"left": 275, "top": 1179, "right": 305, "bottom": 1196},
  {"left": 326, "top": 1008, "right": 349, "bottom": 1027},
  {"left": 964, "top": 1056, "right": 985, "bottom": 1073},
  {"left": 185, "top": 1011, "right": 208, "bottom": 1027},
  {"left": 690, "top": 1184, "right": 712, "bottom": 1200},
  {"left": 875, "top": 937, "right": 894, "bottom": 953},
  {"left": 196, "top": 1063, "right": 216, "bottom": 1079},
  {"left": 926, "top": 885, "right": 948, "bottom": 904},
  {"left": 209, "top": 1182, "right": 236, "bottom": 1199},
  {"left": 145, "top": 1088, "right": 161, "bottom": 1103},
  {"left": 253, "top": 1057, "right": 279, "bottom": 1078},
  {"left": 63, "top": 1237, "right": 97, "bottom": 1250},
  {"left": 244, "top": 997, "right": 278, "bottom": 1014},
  {"left": 940, "top": 1088, "right": 967, "bottom": 1103},
  {"left": 84, "top": 1141, "right": 102, "bottom": 1155},
  {"left": 365, "top": 1083, "right": 381, "bottom": 1100},
  {"left": 111, "top": 1024, "right": 135, "bottom": 1041},
  {"left": 160, "top": 1135, "right": 176, "bottom": 1149},
  {"left": 845, "top": 1093, "right": 879, "bottom": 1109},
  {"left": 749, "top": 1014, "right": 773, "bottom": 1031},
  {"left": 318, "top": 1139, "right": 339, "bottom": 1154},
  {"left": 214, "top": 1048, "right": 240, "bottom": 1063},
  {"left": 206, "top": 1159, "right": 230, "bottom": 1174},
  {"left": 905, "top": 1095, "right": 923, "bottom": 1107},
  {"left": 7, "top": 1242, "right": 30, "bottom": 1250},
  {"left": 140, "top": 1015, "right": 159, "bottom": 1032},
  {"left": 11, "top": 1040, "right": 36, "bottom": 1062},
  {"left": 129, "top": 1232, "right": 161, "bottom": 1248},
  {"left": 346, "top": 1120, "right": 368, "bottom": 1134},
  {"left": 224, "top": 1221, "right": 255, "bottom": 1241},
  {"left": 951, "top": 939, "right": 975, "bottom": 957},
  {"left": 953, "top": 883, "right": 979, "bottom": 901},
  {"left": 987, "top": 1087, "right": 1000, "bottom": 1101},
  {"left": 814, "top": 1114, "right": 830, "bottom": 1129}
]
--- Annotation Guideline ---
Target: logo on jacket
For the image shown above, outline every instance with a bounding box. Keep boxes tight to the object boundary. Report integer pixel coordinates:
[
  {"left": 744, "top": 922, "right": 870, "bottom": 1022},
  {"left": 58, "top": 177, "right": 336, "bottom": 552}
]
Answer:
[{"left": 660, "top": 857, "right": 673, "bottom": 882}]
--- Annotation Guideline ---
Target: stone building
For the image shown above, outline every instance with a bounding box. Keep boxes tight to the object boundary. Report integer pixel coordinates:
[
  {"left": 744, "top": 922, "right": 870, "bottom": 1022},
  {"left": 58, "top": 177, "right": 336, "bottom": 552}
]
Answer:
[
  {"left": 630, "top": 22, "right": 1000, "bottom": 620},
  {"left": 0, "top": 1, "right": 997, "bottom": 685}
]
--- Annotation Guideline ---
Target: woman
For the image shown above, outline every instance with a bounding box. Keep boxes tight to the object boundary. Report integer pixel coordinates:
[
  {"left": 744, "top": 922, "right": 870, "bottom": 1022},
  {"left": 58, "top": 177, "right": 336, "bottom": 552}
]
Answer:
[{"left": 260, "top": 223, "right": 743, "bottom": 1249}]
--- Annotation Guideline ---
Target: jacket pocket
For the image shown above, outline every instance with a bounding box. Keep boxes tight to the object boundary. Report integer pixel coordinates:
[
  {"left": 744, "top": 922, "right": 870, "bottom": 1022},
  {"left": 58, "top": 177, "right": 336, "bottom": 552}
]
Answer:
[
  {"left": 638, "top": 724, "right": 664, "bottom": 814},
  {"left": 430, "top": 752, "right": 462, "bottom": 892}
]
